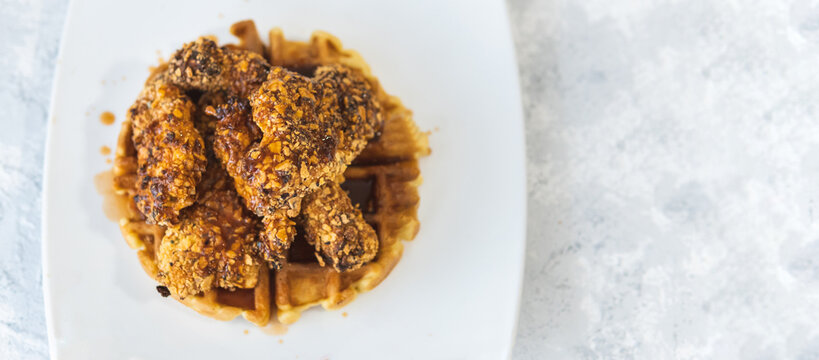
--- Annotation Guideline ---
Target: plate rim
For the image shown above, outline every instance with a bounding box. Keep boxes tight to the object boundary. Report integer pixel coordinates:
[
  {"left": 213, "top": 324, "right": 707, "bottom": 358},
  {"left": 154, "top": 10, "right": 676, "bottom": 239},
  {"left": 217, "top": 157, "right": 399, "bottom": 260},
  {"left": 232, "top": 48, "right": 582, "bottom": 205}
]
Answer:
[{"left": 41, "top": 0, "right": 79, "bottom": 358}]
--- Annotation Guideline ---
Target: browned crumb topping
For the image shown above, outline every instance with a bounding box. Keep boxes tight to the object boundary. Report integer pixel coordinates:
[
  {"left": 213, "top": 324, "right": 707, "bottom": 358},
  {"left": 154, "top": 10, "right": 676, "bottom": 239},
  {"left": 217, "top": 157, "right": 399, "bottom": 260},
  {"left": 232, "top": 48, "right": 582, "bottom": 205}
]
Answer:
[
  {"left": 211, "top": 65, "right": 382, "bottom": 268},
  {"left": 156, "top": 176, "right": 262, "bottom": 298},
  {"left": 129, "top": 35, "right": 384, "bottom": 275},
  {"left": 257, "top": 209, "right": 296, "bottom": 266},
  {"left": 128, "top": 72, "right": 207, "bottom": 225},
  {"left": 214, "top": 65, "right": 381, "bottom": 217},
  {"left": 168, "top": 37, "right": 270, "bottom": 98},
  {"left": 301, "top": 182, "right": 378, "bottom": 272}
]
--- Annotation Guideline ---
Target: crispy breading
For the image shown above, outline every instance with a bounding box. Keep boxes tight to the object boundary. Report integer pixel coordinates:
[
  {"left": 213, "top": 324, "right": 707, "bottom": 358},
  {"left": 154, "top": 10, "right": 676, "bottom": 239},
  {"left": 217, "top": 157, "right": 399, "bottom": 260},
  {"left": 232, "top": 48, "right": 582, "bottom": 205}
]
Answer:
[
  {"left": 242, "top": 65, "right": 381, "bottom": 214},
  {"left": 257, "top": 209, "right": 297, "bottom": 266},
  {"left": 167, "top": 37, "right": 270, "bottom": 98},
  {"left": 156, "top": 171, "right": 262, "bottom": 298},
  {"left": 301, "top": 182, "right": 378, "bottom": 272},
  {"left": 212, "top": 65, "right": 382, "bottom": 268},
  {"left": 133, "top": 37, "right": 383, "bottom": 271},
  {"left": 128, "top": 71, "right": 207, "bottom": 225}
]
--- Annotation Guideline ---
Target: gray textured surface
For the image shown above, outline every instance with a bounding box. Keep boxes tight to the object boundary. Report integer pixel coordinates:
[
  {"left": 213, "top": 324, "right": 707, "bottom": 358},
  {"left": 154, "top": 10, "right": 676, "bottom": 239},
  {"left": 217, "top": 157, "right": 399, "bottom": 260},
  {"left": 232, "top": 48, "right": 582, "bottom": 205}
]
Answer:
[
  {"left": 0, "top": 0, "right": 67, "bottom": 358},
  {"left": 5, "top": 0, "right": 819, "bottom": 359},
  {"left": 511, "top": 0, "right": 819, "bottom": 359}
]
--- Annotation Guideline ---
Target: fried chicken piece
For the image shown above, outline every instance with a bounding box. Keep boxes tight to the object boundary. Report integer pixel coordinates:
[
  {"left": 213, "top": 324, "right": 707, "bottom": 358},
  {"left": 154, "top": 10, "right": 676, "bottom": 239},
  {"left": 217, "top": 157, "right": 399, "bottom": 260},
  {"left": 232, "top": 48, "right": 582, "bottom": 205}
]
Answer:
[
  {"left": 128, "top": 37, "right": 266, "bottom": 225},
  {"left": 312, "top": 65, "right": 383, "bottom": 165},
  {"left": 208, "top": 98, "right": 298, "bottom": 266},
  {"left": 300, "top": 182, "right": 378, "bottom": 272},
  {"left": 167, "top": 37, "right": 270, "bottom": 98},
  {"left": 245, "top": 65, "right": 381, "bottom": 213},
  {"left": 156, "top": 170, "right": 262, "bottom": 298},
  {"left": 210, "top": 98, "right": 268, "bottom": 207},
  {"left": 257, "top": 210, "right": 297, "bottom": 266},
  {"left": 213, "top": 65, "right": 382, "bottom": 267},
  {"left": 212, "top": 65, "right": 381, "bottom": 215},
  {"left": 128, "top": 70, "right": 207, "bottom": 225}
]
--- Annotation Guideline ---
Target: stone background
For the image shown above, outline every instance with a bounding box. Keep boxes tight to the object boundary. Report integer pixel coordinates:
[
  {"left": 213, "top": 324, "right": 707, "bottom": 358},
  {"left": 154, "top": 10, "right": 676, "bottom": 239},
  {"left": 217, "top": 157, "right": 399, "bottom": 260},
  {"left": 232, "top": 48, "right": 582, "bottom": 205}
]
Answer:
[{"left": 5, "top": 0, "right": 819, "bottom": 358}]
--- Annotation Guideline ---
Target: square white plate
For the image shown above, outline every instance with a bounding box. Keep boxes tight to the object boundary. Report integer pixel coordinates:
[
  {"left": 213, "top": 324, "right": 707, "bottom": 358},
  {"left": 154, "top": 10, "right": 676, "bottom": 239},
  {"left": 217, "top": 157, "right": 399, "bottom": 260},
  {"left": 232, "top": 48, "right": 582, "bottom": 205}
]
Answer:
[{"left": 42, "top": 0, "right": 525, "bottom": 358}]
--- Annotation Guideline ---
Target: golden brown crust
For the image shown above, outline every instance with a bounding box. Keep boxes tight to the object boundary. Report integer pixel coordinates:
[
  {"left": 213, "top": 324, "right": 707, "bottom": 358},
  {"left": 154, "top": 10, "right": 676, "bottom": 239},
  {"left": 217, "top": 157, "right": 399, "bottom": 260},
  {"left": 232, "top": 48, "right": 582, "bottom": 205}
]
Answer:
[
  {"left": 301, "top": 182, "right": 378, "bottom": 272},
  {"left": 217, "top": 65, "right": 382, "bottom": 216},
  {"left": 128, "top": 74, "right": 207, "bottom": 225},
  {"left": 210, "top": 65, "right": 382, "bottom": 268},
  {"left": 257, "top": 209, "right": 297, "bottom": 266},
  {"left": 157, "top": 178, "right": 262, "bottom": 298},
  {"left": 167, "top": 37, "right": 270, "bottom": 98}
]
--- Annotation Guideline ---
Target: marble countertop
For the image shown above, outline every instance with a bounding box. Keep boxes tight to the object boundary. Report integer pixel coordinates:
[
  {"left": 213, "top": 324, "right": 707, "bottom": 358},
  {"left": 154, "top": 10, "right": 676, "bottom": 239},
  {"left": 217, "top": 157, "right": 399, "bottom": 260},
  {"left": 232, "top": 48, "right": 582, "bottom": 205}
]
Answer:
[{"left": 5, "top": 0, "right": 819, "bottom": 358}]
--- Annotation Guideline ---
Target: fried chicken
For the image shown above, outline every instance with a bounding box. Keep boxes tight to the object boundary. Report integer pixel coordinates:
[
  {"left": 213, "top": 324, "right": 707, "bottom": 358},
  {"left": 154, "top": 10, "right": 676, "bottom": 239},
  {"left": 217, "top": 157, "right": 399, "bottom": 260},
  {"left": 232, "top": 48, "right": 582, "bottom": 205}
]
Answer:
[
  {"left": 212, "top": 65, "right": 382, "bottom": 267},
  {"left": 167, "top": 37, "right": 269, "bottom": 98},
  {"left": 125, "top": 37, "right": 266, "bottom": 225},
  {"left": 156, "top": 169, "right": 262, "bottom": 298},
  {"left": 128, "top": 69, "right": 207, "bottom": 225},
  {"left": 300, "top": 182, "right": 378, "bottom": 272},
  {"left": 137, "top": 37, "right": 382, "bottom": 271}
]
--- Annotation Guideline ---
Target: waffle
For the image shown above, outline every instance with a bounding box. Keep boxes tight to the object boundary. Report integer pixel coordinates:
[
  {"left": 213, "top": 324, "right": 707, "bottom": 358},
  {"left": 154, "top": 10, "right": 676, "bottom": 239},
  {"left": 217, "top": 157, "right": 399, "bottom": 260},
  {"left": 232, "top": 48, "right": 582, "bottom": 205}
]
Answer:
[{"left": 112, "top": 21, "right": 429, "bottom": 326}]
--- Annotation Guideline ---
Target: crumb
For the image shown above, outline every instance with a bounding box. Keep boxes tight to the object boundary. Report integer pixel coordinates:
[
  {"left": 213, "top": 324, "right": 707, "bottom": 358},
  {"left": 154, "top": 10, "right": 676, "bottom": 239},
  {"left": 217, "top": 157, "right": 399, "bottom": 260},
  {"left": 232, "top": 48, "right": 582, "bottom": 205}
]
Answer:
[
  {"left": 341, "top": 312, "right": 348, "bottom": 317},
  {"left": 218, "top": 13, "right": 224, "bottom": 18},
  {"left": 243, "top": 329, "right": 249, "bottom": 334},
  {"left": 106, "top": 158, "right": 112, "bottom": 164},
  {"left": 121, "top": 75, "right": 126, "bottom": 81},
  {"left": 156, "top": 285, "right": 171, "bottom": 297},
  {"left": 100, "top": 145, "right": 111, "bottom": 156},
  {"left": 278, "top": 339, "right": 283, "bottom": 344}
]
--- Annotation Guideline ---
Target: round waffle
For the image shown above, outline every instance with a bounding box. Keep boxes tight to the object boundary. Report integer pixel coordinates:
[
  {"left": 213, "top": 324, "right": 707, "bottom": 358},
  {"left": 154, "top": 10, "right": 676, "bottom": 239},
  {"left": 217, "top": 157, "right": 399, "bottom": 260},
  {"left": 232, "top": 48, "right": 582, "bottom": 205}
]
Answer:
[{"left": 111, "top": 21, "right": 429, "bottom": 326}]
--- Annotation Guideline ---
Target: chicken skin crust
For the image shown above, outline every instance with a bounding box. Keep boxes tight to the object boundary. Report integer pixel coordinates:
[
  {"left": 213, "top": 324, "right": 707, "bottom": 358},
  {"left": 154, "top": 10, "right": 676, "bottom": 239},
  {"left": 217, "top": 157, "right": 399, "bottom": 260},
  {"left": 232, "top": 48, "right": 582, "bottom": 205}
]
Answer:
[
  {"left": 128, "top": 69, "right": 207, "bottom": 225},
  {"left": 167, "top": 37, "right": 270, "bottom": 99},
  {"left": 300, "top": 182, "right": 378, "bottom": 272},
  {"left": 134, "top": 37, "right": 382, "bottom": 272},
  {"left": 156, "top": 172, "right": 262, "bottom": 299},
  {"left": 212, "top": 65, "right": 382, "bottom": 267},
  {"left": 127, "top": 35, "right": 268, "bottom": 226}
]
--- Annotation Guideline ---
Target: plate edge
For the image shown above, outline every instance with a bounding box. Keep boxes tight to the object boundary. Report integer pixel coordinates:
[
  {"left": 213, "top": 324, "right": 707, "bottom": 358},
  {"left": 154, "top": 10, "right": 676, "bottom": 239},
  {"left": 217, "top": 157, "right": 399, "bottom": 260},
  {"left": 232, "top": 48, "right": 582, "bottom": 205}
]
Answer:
[
  {"left": 499, "top": 0, "right": 529, "bottom": 358},
  {"left": 41, "top": 0, "right": 78, "bottom": 359}
]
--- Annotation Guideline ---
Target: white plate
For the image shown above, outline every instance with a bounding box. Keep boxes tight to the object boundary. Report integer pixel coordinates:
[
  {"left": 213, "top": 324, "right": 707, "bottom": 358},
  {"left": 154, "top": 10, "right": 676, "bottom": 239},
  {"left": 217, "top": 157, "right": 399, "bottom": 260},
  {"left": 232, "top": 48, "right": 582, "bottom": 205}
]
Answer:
[{"left": 42, "top": 0, "right": 525, "bottom": 358}]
